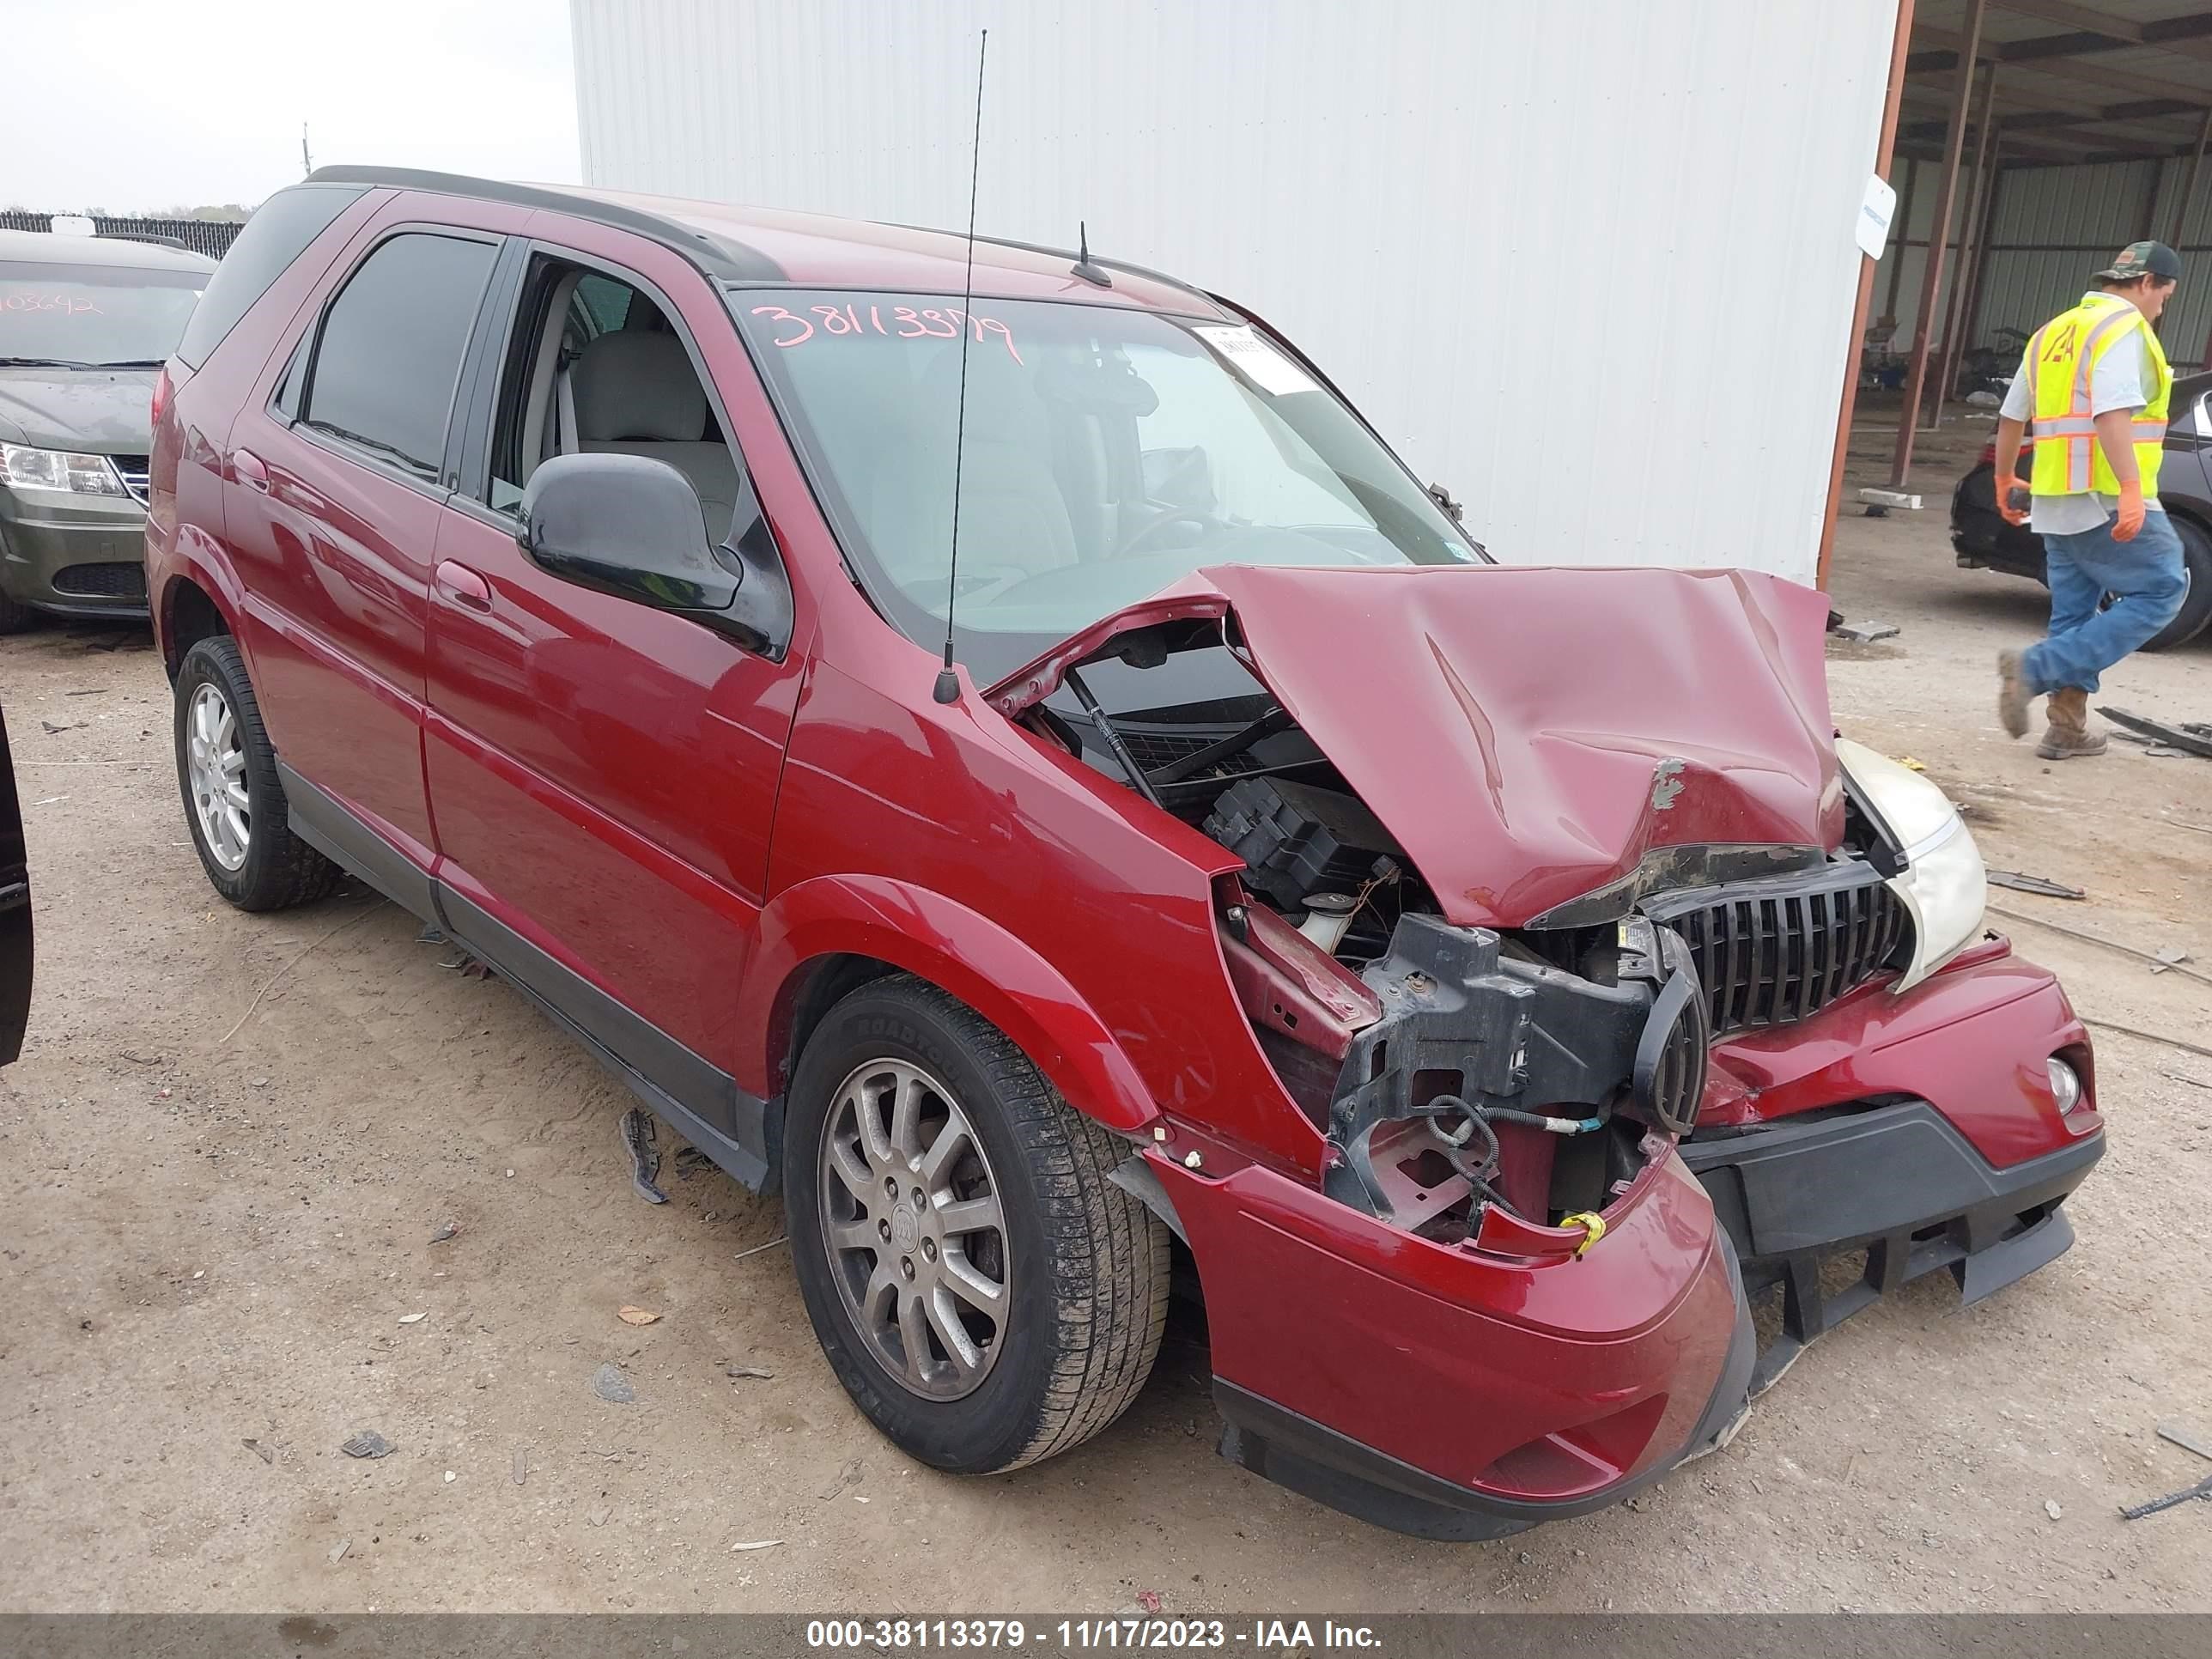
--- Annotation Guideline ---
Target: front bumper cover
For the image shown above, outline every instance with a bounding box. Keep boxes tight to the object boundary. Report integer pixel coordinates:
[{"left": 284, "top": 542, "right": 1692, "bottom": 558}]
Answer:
[
  {"left": 1213, "top": 1231, "right": 1759, "bottom": 1541},
  {"left": 1682, "top": 1100, "right": 2104, "bottom": 1393},
  {"left": 0, "top": 489, "right": 150, "bottom": 619}
]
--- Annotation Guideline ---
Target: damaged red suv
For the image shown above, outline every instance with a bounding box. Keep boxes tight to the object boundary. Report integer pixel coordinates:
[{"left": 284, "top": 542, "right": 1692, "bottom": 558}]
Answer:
[{"left": 147, "top": 170, "right": 2105, "bottom": 1539}]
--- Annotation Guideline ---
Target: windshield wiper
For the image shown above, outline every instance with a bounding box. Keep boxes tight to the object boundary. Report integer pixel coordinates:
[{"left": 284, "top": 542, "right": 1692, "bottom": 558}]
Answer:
[
  {"left": 93, "top": 359, "right": 166, "bottom": 369},
  {"left": 0, "top": 356, "right": 103, "bottom": 370}
]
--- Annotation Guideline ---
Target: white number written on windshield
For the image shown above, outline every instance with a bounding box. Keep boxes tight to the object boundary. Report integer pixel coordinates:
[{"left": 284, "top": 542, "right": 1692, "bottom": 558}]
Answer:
[{"left": 751, "top": 302, "right": 1022, "bottom": 363}]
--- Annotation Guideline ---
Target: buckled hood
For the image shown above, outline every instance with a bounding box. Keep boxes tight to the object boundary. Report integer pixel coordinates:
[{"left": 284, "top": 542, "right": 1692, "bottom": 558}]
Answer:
[{"left": 988, "top": 562, "right": 1844, "bottom": 928}]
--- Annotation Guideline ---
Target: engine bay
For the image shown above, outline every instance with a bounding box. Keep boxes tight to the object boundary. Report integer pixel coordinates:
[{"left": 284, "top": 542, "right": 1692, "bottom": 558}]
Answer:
[{"left": 1026, "top": 621, "right": 1728, "bottom": 1242}]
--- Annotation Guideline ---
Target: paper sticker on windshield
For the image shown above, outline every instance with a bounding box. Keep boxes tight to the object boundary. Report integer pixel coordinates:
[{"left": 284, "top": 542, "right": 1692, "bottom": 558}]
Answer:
[{"left": 1192, "top": 325, "right": 1316, "bottom": 397}]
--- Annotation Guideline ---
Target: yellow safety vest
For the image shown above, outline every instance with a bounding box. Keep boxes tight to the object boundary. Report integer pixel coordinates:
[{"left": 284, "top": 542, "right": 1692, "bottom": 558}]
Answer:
[{"left": 2025, "top": 293, "right": 2171, "bottom": 498}]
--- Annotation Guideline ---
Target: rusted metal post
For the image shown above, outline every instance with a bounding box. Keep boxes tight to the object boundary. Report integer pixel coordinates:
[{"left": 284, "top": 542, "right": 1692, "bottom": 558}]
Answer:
[
  {"left": 1932, "top": 61, "right": 1999, "bottom": 428},
  {"left": 1819, "top": 0, "right": 1919, "bottom": 587},
  {"left": 1954, "top": 153, "right": 2008, "bottom": 399},
  {"left": 2171, "top": 107, "right": 2212, "bottom": 246},
  {"left": 1888, "top": 0, "right": 1985, "bottom": 489}
]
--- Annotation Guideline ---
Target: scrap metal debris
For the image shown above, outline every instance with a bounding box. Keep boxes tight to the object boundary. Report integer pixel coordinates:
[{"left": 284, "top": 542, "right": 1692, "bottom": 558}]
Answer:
[
  {"left": 818, "top": 1457, "right": 865, "bottom": 1500},
  {"left": 732, "top": 1236, "right": 787, "bottom": 1262},
  {"left": 241, "top": 1437, "right": 275, "bottom": 1465},
  {"left": 40, "top": 720, "right": 88, "bottom": 734},
  {"left": 2151, "top": 947, "right": 2193, "bottom": 975},
  {"left": 328, "top": 1537, "right": 351, "bottom": 1565},
  {"left": 730, "top": 1539, "right": 783, "bottom": 1553},
  {"left": 726, "top": 1365, "right": 774, "bottom": 1380},
  {"left": 341, "top": 1430, "right": 395, "bottom": 1460},
  {"left": 429, "top": 1221, "right": 459, "bottom": 1244},
  {"left": 617, "top": 1306, "right": 660, "bottom": 1326},
  {"left": 2159, "top": 1421, "right": 2212, "bottom": 1462},
  {"left": 2098, "top": 706, "right": 2212, "bottom": 761},
  {"left": 2121, "top": 1472, "right": 2212, "bottom": 1520},
  {"left": 621, "top": 1107, "right": 668, "bottom": 1205},
  {"left": 1988, "top": 870, "right": 2087, "bottom": 901},
  {"left": 1832, "top": 619, "right": 1900, "bottom": 644},
  {"left": 514, "top": 1449, "right": 528, "bottom": 1486}
]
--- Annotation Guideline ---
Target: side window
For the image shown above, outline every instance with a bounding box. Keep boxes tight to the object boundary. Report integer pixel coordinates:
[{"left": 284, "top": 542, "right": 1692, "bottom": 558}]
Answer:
[
  {"left": 482, "top": 254, "right": 741, "bottom": 539},
  {"left": 301, "top": 232, "right": 497, "bottom": 483},
  {"left": 174, "top": 184, "right": 365, "bottom": 369}
]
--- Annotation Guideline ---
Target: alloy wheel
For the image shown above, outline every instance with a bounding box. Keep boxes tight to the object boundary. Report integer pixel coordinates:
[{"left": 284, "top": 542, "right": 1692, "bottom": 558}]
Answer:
[
  {"left": 185, "top": 681, "right": 250, "bottom": 872},
  {"left": 817, "top": 1058, "right": 1011, "bottom": 1401}
]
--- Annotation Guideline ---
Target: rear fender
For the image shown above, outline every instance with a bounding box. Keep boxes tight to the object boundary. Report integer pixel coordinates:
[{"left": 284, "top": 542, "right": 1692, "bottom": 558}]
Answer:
[
  {"left": 741, "top": 873, "right": 1159, "bottom": 1135},
  {"left": 155, "top": 526, "right": 252, "bottom": 677}
]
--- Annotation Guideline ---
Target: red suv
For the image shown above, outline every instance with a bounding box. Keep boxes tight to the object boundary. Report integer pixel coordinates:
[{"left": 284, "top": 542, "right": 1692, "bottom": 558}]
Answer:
[{"left": 146, "top": 169, "right": 2105, "bottom": 1540}]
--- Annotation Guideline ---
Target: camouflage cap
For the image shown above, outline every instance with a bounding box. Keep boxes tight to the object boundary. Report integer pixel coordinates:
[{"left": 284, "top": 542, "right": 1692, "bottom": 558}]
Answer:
[{"left": 2094, "top": 240, "right": 2183, "bottom": 282}]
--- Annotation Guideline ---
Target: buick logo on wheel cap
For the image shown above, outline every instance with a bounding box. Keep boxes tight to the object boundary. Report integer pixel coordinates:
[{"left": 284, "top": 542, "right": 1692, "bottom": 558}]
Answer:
[{"left": 891, "top": 1205, "right": 921, "bottom": 1254}]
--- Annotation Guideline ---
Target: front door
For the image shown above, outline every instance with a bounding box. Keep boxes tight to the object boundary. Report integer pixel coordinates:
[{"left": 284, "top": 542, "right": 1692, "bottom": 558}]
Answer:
[{"left": 423, "top": 234, "right": 808, "bottom": 1159}]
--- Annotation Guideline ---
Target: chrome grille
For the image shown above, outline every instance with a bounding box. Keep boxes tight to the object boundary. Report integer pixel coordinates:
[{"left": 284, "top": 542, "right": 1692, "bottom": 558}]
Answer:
[
  {"left": 1645, "top": 865, "right": 1908, "bottom": 1036},
  {"left": 109, "top": 454, "right": 150, "bottom": 505}
]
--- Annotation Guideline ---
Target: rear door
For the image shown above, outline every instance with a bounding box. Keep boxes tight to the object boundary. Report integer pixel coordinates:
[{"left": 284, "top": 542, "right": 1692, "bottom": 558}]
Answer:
[
  {"left": 219, "top": 209, "right": 501, "bottom": 893},
  {"left": 423, "top": 228, "right": 810, "bottom": 1160}
]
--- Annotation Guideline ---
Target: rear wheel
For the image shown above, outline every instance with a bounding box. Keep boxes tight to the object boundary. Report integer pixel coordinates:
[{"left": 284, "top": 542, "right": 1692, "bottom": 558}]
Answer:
[
  {"left": 2139, "top": 516, "right": 2212, "bottom": 650},
  {"left": 173, "top": 637, "right": 342, "bottom": 911},
  {"left": 784, "top": 975, "right": 1170, "bottom": 1474}
]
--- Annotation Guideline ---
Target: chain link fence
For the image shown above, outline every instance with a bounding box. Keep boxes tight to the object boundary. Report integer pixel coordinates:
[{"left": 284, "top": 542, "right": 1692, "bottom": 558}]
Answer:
[{"left": 0, "top": 212, "right": 242, "bottom": 260}]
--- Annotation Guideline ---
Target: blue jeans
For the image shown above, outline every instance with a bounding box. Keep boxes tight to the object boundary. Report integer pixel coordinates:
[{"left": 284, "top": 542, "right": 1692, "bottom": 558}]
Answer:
[{"left": 2023, "top": 509, "right": 2187, "bottom": 695}]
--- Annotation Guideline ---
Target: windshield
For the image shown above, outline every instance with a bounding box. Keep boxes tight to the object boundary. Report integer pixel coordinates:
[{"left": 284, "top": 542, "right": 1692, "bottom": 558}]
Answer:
[
  {"left": 734, "top": 289, "right": 1480, "bottom": 682},
  {"left": 0, "top": 260, "right": 206, "bottom": 368}
]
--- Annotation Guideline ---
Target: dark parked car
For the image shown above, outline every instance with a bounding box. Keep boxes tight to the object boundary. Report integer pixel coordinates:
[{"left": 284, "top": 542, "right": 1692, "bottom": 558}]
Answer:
[
  {"left": 1951, "top": 368, "right": 2212, "bottom": 649},
  {"left": 145, "top": 168, "right": 2103, "bottom": 1540},
  {"left": 0, "top": 705, "right": 29, "bottom": 1067},
  {"left": 0, "top": 228, "right": 215, "bottom": 630}
]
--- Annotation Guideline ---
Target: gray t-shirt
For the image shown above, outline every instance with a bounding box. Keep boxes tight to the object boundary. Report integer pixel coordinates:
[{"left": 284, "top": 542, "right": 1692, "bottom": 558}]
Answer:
[{"left": 1998, "top": 292, "right": 2165, "bottom": 534}]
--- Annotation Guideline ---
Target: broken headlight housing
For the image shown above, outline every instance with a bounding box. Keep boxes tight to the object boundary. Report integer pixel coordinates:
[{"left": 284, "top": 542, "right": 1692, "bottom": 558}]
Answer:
[{"left": 1836, "top": 738, "right": 1986, "bottom": 994}]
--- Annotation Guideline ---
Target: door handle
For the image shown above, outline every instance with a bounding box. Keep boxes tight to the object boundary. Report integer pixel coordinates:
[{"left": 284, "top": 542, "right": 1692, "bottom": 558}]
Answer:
[
  {"left": 233, "top": 448, "right": 269, "bottom": 491},
  {"left": 434, "top": 559, "right": 494, "bottom": 612}
]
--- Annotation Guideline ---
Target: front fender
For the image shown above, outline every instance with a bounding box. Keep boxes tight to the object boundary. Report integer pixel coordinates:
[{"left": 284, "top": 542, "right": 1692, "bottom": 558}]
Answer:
[{"left": 740, "top": 872, "right": 1160, "bottom": 1136}]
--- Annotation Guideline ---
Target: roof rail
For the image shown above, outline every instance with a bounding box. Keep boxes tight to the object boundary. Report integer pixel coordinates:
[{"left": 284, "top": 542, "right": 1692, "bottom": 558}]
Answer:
[
  {"left": 878, "top": 221, "right": 1218, "bottom": 312},
  {"left": 304, "top": 166, "right": 786, "bottom": 282}
]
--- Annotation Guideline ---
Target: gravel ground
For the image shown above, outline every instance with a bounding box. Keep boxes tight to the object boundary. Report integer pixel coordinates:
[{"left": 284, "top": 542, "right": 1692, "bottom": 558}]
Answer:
[{"left": 2, "top": 420, "right": 2207, "bottom": 1613}]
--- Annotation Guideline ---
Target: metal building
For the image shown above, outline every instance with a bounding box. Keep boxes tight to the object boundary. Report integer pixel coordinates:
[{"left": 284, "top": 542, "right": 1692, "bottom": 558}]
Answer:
[{"left": 571, "top": 0, "right": 1904, "bottom": 585}]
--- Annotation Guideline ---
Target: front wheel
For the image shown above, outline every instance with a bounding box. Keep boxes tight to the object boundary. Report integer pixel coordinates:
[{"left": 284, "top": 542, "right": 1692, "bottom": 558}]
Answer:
[{"left": 784, "top": 975, "right": 1170, "bottom": 1474}]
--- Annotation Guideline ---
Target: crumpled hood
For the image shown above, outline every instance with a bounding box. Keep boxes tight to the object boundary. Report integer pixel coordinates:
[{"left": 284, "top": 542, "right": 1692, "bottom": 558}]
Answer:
[
  {"left": 0, "top": 368, "right": 157, "bottom": 453},
  {"left": 989, "top": 562, "right": 1844, "bottom": 928}
]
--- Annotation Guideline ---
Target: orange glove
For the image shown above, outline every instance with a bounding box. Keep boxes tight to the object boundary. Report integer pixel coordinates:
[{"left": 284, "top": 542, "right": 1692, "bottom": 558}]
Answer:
[
  {"left": 1996, "top": 472, "right": 2030, "bottom": 527},
  {"left": 2114, "top": 478, "right": 2146, "bottom": 543}
]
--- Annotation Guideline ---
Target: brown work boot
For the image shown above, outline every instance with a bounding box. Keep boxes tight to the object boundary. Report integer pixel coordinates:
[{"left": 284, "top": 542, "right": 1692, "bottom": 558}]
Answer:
[
  {"left": 2036, "top": 686, "right": 2107, "bottom": 759},
  {"left": 1996, "top": 649, "right": 2033, "bottom": 738}
]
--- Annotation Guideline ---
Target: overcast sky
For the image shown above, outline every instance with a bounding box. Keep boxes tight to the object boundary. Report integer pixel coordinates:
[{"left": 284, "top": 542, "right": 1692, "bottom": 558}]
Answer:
[{"left": 3, "top": 0, "right": 579, "bottom": 213}]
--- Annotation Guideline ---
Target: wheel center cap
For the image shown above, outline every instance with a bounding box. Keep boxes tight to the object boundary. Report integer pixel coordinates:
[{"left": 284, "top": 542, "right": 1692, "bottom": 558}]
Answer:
[{"left": 890, "top": 1204, "right": 921, "bottom": 1254}]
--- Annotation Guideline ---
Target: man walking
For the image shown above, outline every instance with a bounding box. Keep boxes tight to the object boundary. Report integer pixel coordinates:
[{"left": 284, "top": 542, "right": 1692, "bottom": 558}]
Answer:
[{"left": 1991, "top": 240, "right": 2190, "bottom": 758}]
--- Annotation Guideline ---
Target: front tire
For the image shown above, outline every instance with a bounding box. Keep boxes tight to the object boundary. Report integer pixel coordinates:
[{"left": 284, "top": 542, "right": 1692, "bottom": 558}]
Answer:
[
  {"left": 173, "top": 636, "right": 341, "bottom": 911},
  {"left": 784, "top": 975, "right": 1170, "bottom": 1474}
]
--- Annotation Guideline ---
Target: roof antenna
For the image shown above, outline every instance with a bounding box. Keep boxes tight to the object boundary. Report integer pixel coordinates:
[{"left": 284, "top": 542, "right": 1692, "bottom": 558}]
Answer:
[
  {"left": 934, "top": 28, "right": 989, "bottom": 707},
  {"left": 1072, "top": 220, "right": 1114, "bottom": 289}
]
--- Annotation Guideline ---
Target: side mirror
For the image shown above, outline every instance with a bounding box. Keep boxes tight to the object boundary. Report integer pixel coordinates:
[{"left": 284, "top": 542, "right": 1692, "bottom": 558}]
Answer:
[{"left": 518, "top": 453, "right": 792, "bottom": 659}]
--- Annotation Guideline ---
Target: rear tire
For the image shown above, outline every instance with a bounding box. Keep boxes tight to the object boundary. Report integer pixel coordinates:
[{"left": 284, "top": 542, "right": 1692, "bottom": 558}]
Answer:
[
  {"left": 173, "top": 636, "right": 342, "bottom": 911},
  {"left": 784, "top": 975, "right": 1170, "bottom": 1474},
  {"left": 2141, "top": 515, "right": 2212, "bottom": 650}
]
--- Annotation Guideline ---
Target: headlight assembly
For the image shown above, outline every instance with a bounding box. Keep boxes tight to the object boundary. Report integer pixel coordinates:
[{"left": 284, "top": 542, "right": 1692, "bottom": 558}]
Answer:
[
  {"left": 0, "top": 443, "right": 129, "bottom": 497},
  {"left": 1835, "top": 738, "right": 1987, "bottom": 994}
]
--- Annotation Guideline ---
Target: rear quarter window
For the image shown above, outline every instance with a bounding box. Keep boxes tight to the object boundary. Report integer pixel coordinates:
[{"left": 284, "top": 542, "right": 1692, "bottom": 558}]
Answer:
[{"left": 173, "top": 185, "right": 366, "bottom": 370}]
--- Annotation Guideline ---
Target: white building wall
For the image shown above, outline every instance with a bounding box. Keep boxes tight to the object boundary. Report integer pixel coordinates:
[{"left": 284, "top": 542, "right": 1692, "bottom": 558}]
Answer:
[{"left": 571, "top": 0, "right": 1899, "bottom": 584}]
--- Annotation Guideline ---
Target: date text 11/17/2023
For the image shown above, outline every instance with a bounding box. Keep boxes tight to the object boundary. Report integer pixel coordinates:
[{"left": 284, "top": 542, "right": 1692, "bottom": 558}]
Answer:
[
  {"left": 802, "top": 1619, "right": 1383, "bottom": 1651},
  {"left": 750, "top": 301, "right": 1024, "bottom": 362}
]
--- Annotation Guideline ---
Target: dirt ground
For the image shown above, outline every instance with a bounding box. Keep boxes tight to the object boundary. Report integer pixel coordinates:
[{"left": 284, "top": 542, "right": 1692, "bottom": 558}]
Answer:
[{"left": 2, "top": 416, "right": 2208, "bottom": 1614}]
